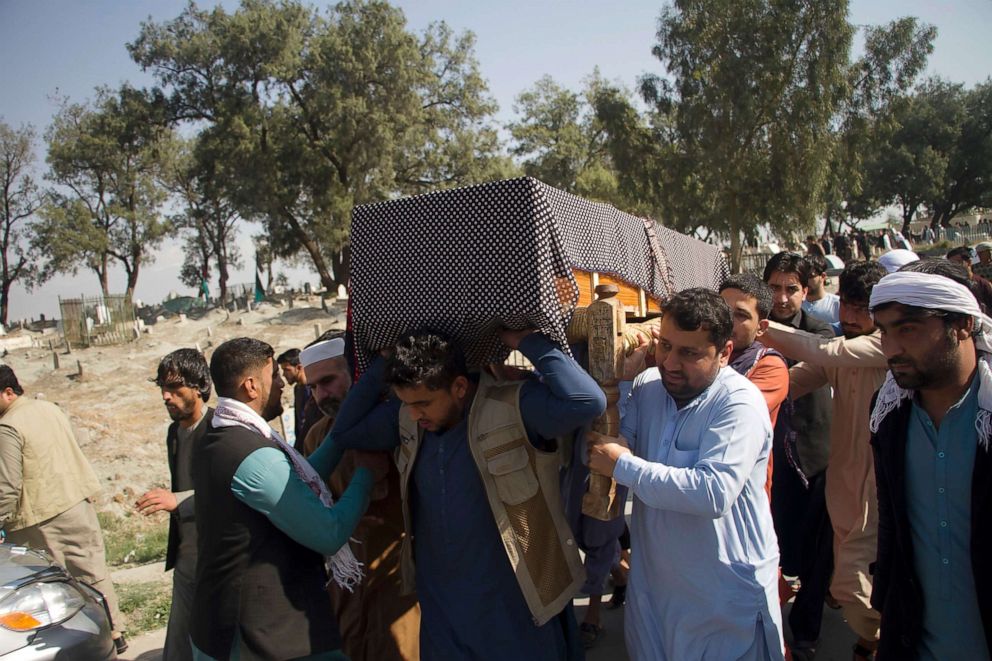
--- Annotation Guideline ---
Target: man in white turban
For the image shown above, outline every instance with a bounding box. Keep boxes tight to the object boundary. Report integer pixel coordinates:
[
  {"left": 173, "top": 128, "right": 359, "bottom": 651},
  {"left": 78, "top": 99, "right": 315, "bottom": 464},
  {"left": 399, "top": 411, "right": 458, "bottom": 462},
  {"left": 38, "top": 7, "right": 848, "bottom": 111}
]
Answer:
[{"left": 868, "top": 270, "right": 992, "bottom": 660}]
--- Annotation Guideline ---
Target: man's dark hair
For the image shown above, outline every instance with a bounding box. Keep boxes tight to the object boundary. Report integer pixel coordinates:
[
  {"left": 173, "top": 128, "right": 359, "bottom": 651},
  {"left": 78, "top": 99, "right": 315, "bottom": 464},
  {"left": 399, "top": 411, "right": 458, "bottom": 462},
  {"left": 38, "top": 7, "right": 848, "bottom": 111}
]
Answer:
[
  {"left": 838, "top": 261, "right": 887, "bottom": 304},
  {"left": 210, "top": 337, "right": 274, "bottom": 398},
  {"left": 662, "top": 288, "right": 733, "bottom": 347},
  {"left": 946, "top": 246, "right": 973, "bottom": 263},
  {"left": 763, "top": 252, "right": 812, "bottom": 287},
  {"left": 719, "top": 273, "right": 773, "bottom": 320},
  {"left": 805, "top": 253, "right": 829, "bottom": 277},
  {"left": 0, "top": 366, "right": 24, "bottom": 396},
  {"left": 276, "top": 348, "right": 300, "bottom": 366},
  {"left": 385, "top": 330, "right": 466, "bottom": 391},
  {"left": 153, "top": 348, "right": 211, "bottom": 401}
]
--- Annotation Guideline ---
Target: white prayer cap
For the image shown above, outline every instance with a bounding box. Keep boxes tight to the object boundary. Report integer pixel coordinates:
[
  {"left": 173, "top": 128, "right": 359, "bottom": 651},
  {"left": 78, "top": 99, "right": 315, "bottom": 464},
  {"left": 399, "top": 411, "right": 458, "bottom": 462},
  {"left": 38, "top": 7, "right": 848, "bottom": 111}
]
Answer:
[
  {"left": 300, "top": 338, "right": 346, "bottom": 367},
  {"left": 877, "top": 249, "right": 919, "bottom": 274}
]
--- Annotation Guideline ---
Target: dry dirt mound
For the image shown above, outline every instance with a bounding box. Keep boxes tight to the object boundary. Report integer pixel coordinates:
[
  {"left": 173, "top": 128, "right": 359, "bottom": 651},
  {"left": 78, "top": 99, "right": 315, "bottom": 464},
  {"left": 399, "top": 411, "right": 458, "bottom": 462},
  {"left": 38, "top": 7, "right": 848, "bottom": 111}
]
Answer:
[{"left": 4, "top": 298, "right": 347, "bottom": 516}]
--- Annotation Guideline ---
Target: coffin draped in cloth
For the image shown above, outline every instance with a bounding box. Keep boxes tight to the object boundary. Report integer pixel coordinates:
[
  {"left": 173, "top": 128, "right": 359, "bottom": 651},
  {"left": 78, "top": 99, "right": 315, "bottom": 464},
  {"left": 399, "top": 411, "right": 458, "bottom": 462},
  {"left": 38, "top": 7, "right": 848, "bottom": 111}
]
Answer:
[{"left": 349, "top": 177, "right": 728, "bottom": 370}]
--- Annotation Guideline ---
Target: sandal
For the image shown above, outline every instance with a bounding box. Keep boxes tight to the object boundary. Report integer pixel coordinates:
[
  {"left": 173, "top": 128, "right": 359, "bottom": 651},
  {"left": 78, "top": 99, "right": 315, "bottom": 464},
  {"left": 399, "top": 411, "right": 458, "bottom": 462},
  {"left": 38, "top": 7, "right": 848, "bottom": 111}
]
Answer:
[
  {"left": 579, "top": 622, "right": 603, "bottom": 649},
  {"left": 606, "top": 584, "right": 627, "bottom": 609}
]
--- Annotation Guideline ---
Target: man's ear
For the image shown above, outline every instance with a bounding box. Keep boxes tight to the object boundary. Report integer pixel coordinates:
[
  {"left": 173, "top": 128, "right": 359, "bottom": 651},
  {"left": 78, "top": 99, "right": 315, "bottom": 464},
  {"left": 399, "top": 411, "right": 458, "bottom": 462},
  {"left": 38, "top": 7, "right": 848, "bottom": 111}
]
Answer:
[
  {"left": 957, "top": 315, "right": 976, "bottom": 341},
  {"left": 718, "top": 340, "right": 733, "bottom": 367},
  {"left": 240, "top": 374, "right": 260, "bottom": 401},
  {"left": 755, "top": 318, "right": 770, "bottom": 337},
  {"left": 450, "top": 375, "right": 470, "bottom": 400}
]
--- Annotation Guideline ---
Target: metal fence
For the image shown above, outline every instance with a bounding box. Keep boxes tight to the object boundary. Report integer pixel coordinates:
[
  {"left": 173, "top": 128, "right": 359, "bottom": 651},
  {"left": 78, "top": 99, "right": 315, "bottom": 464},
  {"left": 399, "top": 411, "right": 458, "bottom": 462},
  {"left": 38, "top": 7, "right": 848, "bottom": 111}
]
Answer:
[{"left": 59, "top": 294, "right": 136, "bottom": 348}]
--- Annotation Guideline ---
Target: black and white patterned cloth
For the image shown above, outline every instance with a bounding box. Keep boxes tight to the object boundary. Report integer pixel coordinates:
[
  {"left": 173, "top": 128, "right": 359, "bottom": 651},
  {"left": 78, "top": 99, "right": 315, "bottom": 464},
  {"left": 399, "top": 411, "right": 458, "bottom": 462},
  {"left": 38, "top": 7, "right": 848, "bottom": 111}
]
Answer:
[{"left": 349, "top": 177, "right": 728, "bottom": 369}]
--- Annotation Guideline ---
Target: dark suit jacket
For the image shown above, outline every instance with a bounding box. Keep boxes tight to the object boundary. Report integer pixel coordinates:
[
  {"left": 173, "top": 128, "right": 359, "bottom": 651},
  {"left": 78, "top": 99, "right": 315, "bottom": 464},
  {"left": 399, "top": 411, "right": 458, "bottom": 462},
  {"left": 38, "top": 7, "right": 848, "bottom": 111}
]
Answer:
[
  {"left": 870, "top": 395, "right": 992, "bottom": 659},
  {"left": 165, "top": 407, "right": 213, "bottom": 571},
  {"left": 782, "top": 309, "right": 834, "bottom": 477}
]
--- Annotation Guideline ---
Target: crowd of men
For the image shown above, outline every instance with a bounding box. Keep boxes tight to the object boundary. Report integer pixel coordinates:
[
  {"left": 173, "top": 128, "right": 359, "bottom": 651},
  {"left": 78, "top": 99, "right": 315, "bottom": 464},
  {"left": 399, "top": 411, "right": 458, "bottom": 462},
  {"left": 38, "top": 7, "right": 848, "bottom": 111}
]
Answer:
[{"left": 0, "top": 245, "right": 990, "bottom": 661}]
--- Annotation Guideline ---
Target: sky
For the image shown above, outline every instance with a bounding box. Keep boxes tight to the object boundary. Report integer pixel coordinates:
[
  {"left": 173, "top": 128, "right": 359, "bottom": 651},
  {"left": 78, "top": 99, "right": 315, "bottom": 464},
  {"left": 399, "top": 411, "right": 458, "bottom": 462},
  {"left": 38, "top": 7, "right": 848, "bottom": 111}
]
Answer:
[{"left": 1, "top": 0, "right": 990, "bottom": 322}]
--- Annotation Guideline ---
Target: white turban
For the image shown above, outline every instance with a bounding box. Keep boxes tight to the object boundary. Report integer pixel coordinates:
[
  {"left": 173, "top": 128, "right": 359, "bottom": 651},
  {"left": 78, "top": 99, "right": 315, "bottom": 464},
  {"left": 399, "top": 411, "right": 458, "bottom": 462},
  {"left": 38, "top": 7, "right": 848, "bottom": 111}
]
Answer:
[
  {"left": 869, "top": 271, "right": 991, "bottom": 343},
  {"left": 868, "top": 270, "right": 992, "bottom": 446},
  {"left": 299, "top": 338, "right": 346, "bottom": 367}
]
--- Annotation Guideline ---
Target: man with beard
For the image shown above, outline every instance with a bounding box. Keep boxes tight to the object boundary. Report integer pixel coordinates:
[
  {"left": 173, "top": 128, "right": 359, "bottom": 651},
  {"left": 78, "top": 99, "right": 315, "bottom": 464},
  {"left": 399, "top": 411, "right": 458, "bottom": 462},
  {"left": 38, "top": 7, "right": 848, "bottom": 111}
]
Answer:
[
  {"left": 136, "top": 349, "right": 213, "bottom": 661},
  {"left": 300, "top": 334, "right": 421, "bottom": 660},
  {"left": 762, "top": 261, "right": 889, "bottom": 660},
  {"left": 802, "top": 254, "right": 841, "bottom": 327},
  {"left": 331, "top": 328, "right": 602, "bottom": 660},
  {"left": 191, "top": 337, "right": 379, "bottom": 660},
  {"left": 868, "top": 270, "right": 992, "bottom": 660},
  {"left": 589, "top": 288, "right": 785, "bottom": 660},
  {"left": 946, "top": 246, "right": 992, "bottom": 312},
  {"left": 277, "top": 348, "right": 322, "bottom": 449}
]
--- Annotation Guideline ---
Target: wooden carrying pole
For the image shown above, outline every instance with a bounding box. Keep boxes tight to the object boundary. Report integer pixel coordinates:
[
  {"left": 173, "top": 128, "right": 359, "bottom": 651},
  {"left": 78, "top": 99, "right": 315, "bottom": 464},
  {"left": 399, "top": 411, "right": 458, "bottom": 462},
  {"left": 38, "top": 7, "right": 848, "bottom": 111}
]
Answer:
[{"left": 583, "top": 284, "right": 625, "bottom": 521}]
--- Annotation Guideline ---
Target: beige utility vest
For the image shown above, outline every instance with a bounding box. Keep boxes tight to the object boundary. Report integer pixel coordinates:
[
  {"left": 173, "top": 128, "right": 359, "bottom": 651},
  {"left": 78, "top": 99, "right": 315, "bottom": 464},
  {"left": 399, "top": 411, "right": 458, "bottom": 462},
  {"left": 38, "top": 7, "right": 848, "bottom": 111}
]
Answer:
[
  {"left": 0, "top": 397, "right": 102, "bottom": 531},
  {"left": 396, "top": 371, "right": 585, "bottom": 626}
]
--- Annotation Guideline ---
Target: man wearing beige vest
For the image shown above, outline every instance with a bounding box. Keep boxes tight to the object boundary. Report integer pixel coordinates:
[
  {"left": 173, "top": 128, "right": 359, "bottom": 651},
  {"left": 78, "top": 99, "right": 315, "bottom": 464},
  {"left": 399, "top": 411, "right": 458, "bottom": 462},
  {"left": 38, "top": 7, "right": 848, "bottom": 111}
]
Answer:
[
  {"left": 331, "top": 328, "right": 605, "bottom": 660},
  {"left": 0, "top": 365, "right": 125, "bottom": 653}
]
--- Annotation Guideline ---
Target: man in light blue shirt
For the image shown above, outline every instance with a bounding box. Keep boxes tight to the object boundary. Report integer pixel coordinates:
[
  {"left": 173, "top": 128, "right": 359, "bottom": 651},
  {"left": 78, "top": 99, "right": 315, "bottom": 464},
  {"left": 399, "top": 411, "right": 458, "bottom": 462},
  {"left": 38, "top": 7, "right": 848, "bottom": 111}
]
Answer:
[
  {"left": 802, "top": 254, "right": 840, "bottom": 327},
  {"left": 589, "top": 288, "right": 784, "bottom": 660}
]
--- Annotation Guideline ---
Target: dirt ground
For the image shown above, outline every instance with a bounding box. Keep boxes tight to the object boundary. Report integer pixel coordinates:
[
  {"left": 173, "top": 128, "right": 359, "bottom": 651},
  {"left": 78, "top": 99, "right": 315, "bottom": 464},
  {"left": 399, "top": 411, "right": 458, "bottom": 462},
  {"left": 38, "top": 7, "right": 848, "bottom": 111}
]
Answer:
[{"left": 4, "top": 298, "right": 347, "bottom": 515}]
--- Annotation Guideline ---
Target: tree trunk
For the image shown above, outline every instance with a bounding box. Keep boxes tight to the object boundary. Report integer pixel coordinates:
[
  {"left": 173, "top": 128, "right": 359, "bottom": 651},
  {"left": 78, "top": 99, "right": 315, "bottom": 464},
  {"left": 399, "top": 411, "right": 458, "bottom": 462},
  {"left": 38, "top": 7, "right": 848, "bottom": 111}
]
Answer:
[
  {"left": 330, "top": 245, "right": 351, "bottom": 288},
  {"left": 98, "top": 254, "right": 110, "bottom": 297},
  {"left": 0, "top": 280, "right": 10, "bottom": 327},
  {"left": 729, "top": 216, "right": 742, "bottom": 274},
  {"left": 125, "top": 255, "right": 141, "bottom": 301},
  {"left": 217, "top": 251, "right": 229, "bottom": 304},
  {"left": 281, "top": 210, "right": 335, "bottom": 291}
]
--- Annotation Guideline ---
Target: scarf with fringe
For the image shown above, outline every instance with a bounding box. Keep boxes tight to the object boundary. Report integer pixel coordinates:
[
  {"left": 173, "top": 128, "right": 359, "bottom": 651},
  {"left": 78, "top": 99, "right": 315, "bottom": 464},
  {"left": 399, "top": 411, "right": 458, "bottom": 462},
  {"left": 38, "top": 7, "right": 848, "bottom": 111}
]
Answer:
[{"left": 212, "top": 397, "right": 363, "bottom": 590}]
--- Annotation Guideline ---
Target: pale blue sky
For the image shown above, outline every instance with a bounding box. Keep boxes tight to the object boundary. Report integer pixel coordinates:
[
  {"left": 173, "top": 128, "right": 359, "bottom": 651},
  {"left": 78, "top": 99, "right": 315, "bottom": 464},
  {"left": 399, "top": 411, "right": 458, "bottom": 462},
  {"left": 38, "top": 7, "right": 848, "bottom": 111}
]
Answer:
[{"left": 1, "top": 0, "right": 989, "bottom": 321}]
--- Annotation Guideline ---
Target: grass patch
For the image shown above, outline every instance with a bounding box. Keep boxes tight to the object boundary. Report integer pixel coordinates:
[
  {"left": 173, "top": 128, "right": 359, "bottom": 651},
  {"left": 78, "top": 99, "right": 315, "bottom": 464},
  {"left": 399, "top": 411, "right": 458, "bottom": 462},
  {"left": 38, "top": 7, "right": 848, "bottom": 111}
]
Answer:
[
  {"left": 98, "top": 512, "right": 169, "bottom": 568},
  {"left": 116, "top": 580, "right": 172, "bottom": 635}
]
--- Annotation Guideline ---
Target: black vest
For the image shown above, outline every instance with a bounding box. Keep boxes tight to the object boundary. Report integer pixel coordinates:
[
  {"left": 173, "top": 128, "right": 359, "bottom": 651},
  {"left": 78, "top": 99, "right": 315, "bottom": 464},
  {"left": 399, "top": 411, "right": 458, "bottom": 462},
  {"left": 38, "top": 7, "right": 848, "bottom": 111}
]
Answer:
[{"left": 190, "top": 422, "right": 341, "bottom": 660}]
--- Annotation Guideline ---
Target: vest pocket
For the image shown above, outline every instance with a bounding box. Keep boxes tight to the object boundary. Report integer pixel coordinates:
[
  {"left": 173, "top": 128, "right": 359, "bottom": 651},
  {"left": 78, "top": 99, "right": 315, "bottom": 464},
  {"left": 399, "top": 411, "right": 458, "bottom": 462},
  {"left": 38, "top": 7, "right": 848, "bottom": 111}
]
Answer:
[{"left": 486, "top": 445, "right": 539, "bottom": 506}]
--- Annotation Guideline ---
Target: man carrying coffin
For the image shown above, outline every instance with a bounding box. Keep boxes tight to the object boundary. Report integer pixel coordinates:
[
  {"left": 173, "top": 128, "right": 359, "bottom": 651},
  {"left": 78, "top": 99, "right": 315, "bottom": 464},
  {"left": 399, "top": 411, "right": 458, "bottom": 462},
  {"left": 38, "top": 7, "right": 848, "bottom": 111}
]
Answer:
[{"left": 330, "top": 328, "right": 604, "bottom": 660}]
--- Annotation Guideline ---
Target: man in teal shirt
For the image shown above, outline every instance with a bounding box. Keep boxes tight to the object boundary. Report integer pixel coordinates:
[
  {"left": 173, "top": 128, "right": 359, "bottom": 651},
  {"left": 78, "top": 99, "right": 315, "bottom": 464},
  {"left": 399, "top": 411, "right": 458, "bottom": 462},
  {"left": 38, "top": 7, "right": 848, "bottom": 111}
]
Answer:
[{"left": 869, "top": 268, "right": 992, "bottom": 660}]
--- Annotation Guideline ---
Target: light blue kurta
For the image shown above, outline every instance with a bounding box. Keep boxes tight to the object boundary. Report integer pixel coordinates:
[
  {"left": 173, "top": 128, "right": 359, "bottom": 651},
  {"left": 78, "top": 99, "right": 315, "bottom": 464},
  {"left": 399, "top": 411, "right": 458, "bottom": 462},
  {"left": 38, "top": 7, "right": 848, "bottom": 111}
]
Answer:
[{"left": 614, "top": 366, "right": 785, "bottom": 661}]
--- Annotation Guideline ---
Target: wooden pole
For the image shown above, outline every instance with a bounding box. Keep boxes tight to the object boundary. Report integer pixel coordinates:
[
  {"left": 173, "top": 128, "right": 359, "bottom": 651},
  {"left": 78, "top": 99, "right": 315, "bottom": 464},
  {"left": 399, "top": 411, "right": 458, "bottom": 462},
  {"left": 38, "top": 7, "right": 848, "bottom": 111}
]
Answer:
[{"left": 583, "top": 284, "right": 625, "bottom": 521}]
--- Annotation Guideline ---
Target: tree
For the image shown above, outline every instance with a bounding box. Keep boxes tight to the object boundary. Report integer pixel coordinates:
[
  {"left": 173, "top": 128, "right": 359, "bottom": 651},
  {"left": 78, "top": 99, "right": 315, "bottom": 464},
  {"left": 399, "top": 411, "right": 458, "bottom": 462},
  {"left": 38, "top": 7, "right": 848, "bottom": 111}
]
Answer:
[
  {"left": 130, "top": 0, "right": 511, "bottom": 291},
  {"left": 821, "top": 17, "right": 936, "bottom": 235},
  {"left": 41, "top": 86, "right": 175, "bottom": 297},
  {"left": 637, "top": 0, "right": 853, "bottom": 270},
  {"left": 928, "top": 79, "right": 992, "bottom": 228},
  {"left": 168, "top": 138, "right": 242, "bottom": 303},
  {"left": 508, "top": 72, "right": 636, "bottom": 210},
  {"left": 0, "top": 121, "right": 42, "bottom": 326}
]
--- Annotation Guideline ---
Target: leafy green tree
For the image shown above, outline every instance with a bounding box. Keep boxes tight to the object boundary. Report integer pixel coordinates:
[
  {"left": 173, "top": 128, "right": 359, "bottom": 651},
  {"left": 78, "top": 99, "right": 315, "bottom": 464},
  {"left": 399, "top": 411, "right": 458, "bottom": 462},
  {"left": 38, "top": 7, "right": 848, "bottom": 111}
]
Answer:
[
  {"left": 40, "top": 86, "right": 175, "bottom": 298},
  {"left": 168, "top": 138, "right": 242, "bottom": 303},
  {"left": 0, "top": 121, "right": 42, "bottom": 325},
  {"left": 130, "top": 0, "right": 511, "bottom": 290},
  {"left": 821, "top": 17, "right": 936, "bottom": 235},
  {"left": 508, "top": 72, "right": 638, "bottom": 210},
  {"left": 928, "top": 80, "right": 992, "bottom": 227},
  {"left": 639, "top": 0, "right": 854, "bottom": 270},
  {"left": 862, "top": 78, "right": 963, "bottom": 234}
]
